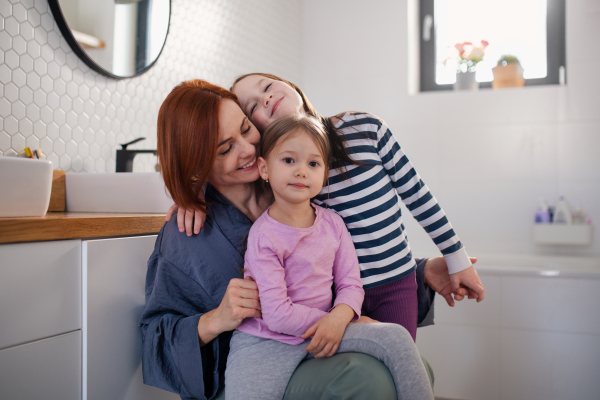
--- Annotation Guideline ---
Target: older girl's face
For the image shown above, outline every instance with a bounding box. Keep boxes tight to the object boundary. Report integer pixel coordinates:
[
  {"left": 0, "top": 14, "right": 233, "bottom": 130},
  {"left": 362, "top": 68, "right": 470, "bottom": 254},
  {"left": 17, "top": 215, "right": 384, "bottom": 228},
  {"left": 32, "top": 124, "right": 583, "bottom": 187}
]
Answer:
[
  {"left": 232, "top": 75, "right": 305, "bottom": 132},
  {"left": 207, "top": 99, "right": 261, "bottom": 188}
]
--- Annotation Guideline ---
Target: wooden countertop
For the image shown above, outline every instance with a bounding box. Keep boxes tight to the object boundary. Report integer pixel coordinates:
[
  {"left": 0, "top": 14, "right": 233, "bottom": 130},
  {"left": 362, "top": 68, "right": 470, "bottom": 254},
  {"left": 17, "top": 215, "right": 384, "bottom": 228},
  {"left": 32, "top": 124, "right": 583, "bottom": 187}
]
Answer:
[{"left": 0, "top": 212, "right": 166, "bottom": 244}]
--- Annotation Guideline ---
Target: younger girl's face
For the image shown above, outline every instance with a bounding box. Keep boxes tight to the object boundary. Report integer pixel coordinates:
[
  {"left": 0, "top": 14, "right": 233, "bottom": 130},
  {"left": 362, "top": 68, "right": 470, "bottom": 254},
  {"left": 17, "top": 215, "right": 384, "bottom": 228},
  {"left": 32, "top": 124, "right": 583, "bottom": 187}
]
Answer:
[
  {"left": 232, "top": 75, "right": 305, "bottom": 132},
  {"left": 258, "top": 129, "right": 326, "bottom": 206}
]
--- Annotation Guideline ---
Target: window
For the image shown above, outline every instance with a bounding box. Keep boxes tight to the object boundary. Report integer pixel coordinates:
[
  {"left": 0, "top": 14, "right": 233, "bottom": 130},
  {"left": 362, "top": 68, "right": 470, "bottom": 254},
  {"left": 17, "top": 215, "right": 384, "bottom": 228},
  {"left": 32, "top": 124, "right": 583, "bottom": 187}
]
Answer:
[{"left": 419, "top": 0, "right": 566, "bottom": 91}]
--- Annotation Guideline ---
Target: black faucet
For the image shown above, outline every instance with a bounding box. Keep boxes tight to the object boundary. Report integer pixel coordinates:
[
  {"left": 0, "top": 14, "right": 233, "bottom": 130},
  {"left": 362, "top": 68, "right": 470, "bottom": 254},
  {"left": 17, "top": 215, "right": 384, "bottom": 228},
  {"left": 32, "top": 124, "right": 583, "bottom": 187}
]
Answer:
[{"left": 115, "top": 137, "right": 157, "bottom": 172}]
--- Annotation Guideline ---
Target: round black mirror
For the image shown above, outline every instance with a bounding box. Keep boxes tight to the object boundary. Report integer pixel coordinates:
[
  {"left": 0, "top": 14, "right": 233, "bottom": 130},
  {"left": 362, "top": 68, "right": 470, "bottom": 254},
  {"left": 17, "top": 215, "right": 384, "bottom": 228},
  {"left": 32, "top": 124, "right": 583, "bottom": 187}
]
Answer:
[{"left": 49, "top": 0, "right": 170, "bottom": 79}]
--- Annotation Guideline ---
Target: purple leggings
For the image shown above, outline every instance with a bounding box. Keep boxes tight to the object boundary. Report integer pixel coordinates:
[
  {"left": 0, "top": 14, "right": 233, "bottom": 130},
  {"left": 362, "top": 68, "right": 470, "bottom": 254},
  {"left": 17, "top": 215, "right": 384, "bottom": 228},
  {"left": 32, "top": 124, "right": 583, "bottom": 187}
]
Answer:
[{"left": 361, "top": 271, "right": 418, "bottom": 341}]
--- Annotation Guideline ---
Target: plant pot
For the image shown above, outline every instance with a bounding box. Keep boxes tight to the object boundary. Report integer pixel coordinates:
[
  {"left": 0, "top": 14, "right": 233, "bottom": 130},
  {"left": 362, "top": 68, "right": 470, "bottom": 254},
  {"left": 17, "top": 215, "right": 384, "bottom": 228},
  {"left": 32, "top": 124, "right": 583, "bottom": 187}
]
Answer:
[
  {"left": 492, "top": 63, "right": 525, "bottom": 88},
  {"left": 454, "top": 71, "right": 479, "bottom": 91}
]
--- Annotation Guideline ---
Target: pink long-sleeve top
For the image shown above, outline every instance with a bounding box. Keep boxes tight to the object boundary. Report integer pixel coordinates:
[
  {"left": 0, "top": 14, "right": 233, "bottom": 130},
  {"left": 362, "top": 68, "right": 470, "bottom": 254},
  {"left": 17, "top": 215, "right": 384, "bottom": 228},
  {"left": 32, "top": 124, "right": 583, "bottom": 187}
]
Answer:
[{"left": 237, "top": 204, "right": 365, "bottom": 345}]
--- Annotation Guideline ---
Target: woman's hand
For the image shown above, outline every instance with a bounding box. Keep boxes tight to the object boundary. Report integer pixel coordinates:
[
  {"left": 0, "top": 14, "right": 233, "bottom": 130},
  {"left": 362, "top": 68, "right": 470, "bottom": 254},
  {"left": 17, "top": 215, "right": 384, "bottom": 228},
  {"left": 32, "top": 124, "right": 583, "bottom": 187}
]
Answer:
[
  {"left": 301, "top": 304, "right": 354, "bottom": 358},
  {"left": 197, "top": 277, "right": 261, "bottom": 346},
  {"left": 165, "top": 191, "right": 207, "bottom": 236},
  {"left": 424, "top": 256, "right": 478, "bottom": 307},
  {"left": 449, "top": 265, "right": 485, "bottom": 302}
]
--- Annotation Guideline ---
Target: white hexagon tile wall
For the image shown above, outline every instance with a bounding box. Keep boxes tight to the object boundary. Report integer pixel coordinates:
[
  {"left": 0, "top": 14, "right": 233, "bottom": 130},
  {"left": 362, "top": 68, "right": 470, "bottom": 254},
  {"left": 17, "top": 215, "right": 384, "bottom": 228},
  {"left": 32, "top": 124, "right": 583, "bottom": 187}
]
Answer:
[{"left": 0, "top": 0, "right": 302, "bottom": 172}]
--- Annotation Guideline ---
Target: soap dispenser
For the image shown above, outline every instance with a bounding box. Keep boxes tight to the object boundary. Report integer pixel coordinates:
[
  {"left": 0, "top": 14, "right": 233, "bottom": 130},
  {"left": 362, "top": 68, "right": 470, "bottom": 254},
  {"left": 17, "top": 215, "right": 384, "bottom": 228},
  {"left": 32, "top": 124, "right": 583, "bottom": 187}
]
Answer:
[
  {"left": 553, "top": 196, "right": 572, "bottom": 224},
  {"left": 534, "top": 199, "right": 551, "bottom": 223}
]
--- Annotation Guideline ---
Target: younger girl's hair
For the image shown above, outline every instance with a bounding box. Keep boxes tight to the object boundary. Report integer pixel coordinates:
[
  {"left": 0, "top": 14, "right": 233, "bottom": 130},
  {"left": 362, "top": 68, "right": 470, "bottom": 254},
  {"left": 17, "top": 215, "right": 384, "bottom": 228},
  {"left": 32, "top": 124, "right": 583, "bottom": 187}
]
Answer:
[
  {"left": 232, "top": 73, "right": 360, "bottom": 172},
  {"left": 261, "top": 114, "right": 331, "bottom": 184}
]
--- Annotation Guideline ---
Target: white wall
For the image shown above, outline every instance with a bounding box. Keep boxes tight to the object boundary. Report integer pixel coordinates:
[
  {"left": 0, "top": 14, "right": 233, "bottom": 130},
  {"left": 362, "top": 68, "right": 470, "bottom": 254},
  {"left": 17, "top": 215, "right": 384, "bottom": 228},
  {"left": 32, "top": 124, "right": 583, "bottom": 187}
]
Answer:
[
  {"left": 302, "top": 0, "right": 600, "bottom": 257},
  {"left": 0, "top": 0, "right": 303, "bottom": 172}
]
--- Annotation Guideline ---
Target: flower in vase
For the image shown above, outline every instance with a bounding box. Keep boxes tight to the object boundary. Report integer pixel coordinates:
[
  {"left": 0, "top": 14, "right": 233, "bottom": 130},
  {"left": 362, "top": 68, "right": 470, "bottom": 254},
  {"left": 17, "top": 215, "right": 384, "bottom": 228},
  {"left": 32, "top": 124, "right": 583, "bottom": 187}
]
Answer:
[{"left": 446, "top": 40, "right": 489, "bottom": 73}]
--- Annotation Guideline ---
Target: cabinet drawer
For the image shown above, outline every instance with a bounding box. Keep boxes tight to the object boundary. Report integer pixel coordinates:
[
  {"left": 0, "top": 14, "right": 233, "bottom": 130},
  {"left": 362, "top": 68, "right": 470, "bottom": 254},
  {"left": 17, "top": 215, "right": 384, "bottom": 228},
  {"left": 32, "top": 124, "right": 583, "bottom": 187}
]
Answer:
[
  {"left": 0, "top": 331, "right": 82, "bottom": 400},
  {"left": 0, "top": 240, "right": 82, "bottom": 349}
]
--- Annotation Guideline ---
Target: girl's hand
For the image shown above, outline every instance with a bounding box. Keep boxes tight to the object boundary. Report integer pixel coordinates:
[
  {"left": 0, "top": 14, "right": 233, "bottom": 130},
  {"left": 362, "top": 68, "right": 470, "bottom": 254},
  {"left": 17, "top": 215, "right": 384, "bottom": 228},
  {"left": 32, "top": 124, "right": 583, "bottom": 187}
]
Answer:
[
  {"left": 198, "top": 277, "right": 261, "bottom": 345},
  {"left": 301, "top": 304, "right": 354, "bottom": 358},
  {"left": 164, "top": 192, "right": 207, "bottom": 236}
]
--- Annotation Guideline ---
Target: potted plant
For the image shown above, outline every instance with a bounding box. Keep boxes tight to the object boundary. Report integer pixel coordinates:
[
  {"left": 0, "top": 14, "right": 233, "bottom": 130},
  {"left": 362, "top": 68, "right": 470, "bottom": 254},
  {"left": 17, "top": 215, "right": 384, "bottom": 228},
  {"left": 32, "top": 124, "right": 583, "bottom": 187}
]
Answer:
[
  {"left": 445, "top": 40, "right": 489, "bottom": 91},
  {"left": 492, "top": 55, "right": 525, "bottom": 88}
]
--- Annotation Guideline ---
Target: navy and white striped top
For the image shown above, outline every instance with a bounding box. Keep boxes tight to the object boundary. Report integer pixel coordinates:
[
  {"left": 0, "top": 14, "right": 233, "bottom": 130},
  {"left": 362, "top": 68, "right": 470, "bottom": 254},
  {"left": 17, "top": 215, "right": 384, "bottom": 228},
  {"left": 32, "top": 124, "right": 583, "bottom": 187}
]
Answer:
[{"left": 313, "top": 112, "right": 470, "bottom": 289}]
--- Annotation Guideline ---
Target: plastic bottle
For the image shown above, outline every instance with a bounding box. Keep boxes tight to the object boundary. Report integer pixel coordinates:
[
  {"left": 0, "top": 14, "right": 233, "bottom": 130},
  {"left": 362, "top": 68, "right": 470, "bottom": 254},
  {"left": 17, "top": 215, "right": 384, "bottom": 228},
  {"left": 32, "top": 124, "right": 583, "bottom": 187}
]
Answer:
[
  {"left": 553, "top": 196, "right": 572, "bottom": 225},
  {"left": 534, "top": 200, "right": 551, "bottom": 224},
  {"left": 572, "top": 204, "right": 586, "bottom": 225}
]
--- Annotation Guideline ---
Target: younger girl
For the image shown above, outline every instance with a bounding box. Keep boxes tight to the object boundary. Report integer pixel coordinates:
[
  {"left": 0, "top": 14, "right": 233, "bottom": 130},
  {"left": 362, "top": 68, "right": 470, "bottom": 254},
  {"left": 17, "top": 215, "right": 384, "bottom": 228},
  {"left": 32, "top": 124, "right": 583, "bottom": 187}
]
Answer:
[{"left": 224, "top": 114, "right": 433, "bottom": 400}]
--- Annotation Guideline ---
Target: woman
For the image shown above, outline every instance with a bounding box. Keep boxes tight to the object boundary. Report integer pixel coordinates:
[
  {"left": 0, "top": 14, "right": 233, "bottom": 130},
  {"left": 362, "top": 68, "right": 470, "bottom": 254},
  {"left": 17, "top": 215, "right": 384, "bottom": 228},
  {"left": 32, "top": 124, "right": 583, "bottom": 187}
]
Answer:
[{"left": 140, "top": 80, "right": 461, "bottom": 400}]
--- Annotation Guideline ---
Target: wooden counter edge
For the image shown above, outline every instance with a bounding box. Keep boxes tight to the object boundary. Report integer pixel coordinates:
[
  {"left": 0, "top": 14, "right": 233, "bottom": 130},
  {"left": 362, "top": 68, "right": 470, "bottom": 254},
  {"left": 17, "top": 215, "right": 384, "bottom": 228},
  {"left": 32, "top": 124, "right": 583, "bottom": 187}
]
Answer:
[{"left": 0, "top": 213, "right": 167, "bottom": 244}]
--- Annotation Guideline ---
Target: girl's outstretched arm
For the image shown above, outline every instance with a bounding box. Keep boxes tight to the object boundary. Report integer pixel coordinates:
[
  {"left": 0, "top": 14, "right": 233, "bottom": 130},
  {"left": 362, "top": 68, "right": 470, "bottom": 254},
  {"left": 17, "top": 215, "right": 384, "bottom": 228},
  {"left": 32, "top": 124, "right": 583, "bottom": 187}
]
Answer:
[{"left": 372, "top": 114, "right": 484, "bottom": 300}]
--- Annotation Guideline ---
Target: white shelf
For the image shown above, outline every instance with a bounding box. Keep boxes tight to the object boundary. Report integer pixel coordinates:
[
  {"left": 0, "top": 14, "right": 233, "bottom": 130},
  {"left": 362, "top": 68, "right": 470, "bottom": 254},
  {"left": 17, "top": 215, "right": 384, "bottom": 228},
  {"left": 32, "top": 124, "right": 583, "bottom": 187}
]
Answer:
[{"left": 533, "top": 224, "right": 594, "bottom": 245}]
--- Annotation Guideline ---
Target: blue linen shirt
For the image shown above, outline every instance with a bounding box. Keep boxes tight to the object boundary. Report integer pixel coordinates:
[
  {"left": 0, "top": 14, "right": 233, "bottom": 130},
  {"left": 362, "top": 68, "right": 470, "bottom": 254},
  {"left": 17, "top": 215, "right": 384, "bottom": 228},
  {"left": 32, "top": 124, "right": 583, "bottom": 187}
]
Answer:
[{"left": 139, "top": 184, "right": 435, "bottom": 400}]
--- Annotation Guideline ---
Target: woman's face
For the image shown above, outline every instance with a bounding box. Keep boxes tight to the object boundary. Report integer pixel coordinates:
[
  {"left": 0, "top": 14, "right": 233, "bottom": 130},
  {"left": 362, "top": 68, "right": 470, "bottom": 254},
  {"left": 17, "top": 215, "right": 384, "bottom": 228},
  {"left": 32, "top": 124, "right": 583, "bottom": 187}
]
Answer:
[
  {"left": 232, "top": 75, "right": 305, "bottom": 132},
  {"left": 207, "top": 99, "right": 261, "bottom": 188}
]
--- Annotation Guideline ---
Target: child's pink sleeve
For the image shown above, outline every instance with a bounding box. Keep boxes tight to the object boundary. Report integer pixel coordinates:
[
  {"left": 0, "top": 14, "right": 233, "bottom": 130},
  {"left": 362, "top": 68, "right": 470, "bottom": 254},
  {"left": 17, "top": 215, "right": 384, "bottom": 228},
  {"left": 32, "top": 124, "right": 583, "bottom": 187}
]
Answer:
[
  {"left": 244, "top": 232, "right": 327, "bottom": 337},
  {"left": 331, "top": 215, "right": 364, "bottom": 319}
]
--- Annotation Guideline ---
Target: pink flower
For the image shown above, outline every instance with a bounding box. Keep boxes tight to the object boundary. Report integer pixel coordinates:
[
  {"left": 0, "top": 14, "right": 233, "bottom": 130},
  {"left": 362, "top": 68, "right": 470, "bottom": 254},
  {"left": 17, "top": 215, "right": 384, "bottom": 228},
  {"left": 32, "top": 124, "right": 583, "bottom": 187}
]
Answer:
[
  {"left": 455, "top": 43, "right": 465, "bottom": 56},
  {"left": 481, "top": 40, "right": 489, "bottom": 47},
  {"left": 463, "top": 41, "right": 473, "bottom": 46}
]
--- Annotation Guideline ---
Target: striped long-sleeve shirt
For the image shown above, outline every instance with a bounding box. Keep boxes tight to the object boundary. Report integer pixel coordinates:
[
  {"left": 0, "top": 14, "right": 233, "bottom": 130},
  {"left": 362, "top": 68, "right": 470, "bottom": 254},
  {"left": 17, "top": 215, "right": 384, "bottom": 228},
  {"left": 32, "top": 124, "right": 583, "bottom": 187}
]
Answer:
[{"left": 313, "top": 112, "right": 471, "bottom": 289}]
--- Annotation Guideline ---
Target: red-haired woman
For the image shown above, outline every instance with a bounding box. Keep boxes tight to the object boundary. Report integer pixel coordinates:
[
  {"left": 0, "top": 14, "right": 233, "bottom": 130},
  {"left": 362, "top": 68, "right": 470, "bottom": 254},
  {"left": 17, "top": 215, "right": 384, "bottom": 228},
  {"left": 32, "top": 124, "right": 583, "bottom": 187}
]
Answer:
[{"left": 140, "top": 80, "right": 444, "bottom": 400}]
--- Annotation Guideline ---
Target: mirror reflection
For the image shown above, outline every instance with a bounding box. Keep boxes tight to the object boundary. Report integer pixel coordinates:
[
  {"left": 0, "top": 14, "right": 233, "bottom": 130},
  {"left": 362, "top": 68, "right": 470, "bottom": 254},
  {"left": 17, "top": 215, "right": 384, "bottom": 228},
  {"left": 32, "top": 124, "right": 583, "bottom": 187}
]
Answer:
[{"left": 51, "top": 0, "right": 170, "bottom": 78}]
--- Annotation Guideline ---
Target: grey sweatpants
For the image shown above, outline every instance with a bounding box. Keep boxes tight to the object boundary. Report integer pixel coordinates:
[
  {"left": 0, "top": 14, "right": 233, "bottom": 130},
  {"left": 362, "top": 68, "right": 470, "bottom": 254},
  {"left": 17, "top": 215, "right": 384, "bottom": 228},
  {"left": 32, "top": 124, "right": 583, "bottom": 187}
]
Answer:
[{"left": 225, "top": 323, "right": 434, "bottom": 400}]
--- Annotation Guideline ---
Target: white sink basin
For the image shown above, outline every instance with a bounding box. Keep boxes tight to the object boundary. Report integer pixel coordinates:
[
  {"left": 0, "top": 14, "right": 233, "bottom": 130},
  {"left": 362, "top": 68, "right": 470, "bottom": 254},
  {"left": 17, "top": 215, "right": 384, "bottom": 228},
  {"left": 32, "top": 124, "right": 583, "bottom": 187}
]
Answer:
[
  {"left": 0, "top": 156, "right": 53, "bottom": 217},
  {"left": 65, "top": 172, "right": 173, "bottom": 213}
]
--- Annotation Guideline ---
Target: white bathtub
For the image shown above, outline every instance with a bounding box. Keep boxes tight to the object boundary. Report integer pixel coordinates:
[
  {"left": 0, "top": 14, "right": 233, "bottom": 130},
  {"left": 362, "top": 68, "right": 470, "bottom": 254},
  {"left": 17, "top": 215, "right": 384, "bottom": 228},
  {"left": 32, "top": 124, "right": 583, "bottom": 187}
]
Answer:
[{"left": 416, "top": 253, "right": 600, "bottom": 400}]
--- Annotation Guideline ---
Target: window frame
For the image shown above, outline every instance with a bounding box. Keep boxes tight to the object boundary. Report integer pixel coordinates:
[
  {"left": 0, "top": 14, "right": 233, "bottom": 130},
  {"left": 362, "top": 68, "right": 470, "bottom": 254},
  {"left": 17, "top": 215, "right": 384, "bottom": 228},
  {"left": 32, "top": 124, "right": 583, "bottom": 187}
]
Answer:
[{"left": 419, "top": 0, "right": 566, "bottom": 92}]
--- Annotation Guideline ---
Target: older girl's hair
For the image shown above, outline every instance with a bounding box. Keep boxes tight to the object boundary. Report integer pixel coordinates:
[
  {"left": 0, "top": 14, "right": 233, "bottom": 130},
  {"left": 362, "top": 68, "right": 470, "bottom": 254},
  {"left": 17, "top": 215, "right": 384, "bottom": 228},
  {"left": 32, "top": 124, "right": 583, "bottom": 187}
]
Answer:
[
  {"left": 157, "top": 79, "right": 239, "bottom": 213},
  {"left": 261, "top": 114, "right": 331, "bottom": 184},
  {"left": 232, "top": 73, "right": 360, "bottom": 172}
]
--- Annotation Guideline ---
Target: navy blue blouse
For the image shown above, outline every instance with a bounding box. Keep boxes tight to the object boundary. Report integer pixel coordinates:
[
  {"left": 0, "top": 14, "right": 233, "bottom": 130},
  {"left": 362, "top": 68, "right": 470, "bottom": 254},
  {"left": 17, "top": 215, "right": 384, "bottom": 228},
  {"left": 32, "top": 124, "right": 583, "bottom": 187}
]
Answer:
[{"left": 139, "top": 185, "right": 435, "bottom": 400}]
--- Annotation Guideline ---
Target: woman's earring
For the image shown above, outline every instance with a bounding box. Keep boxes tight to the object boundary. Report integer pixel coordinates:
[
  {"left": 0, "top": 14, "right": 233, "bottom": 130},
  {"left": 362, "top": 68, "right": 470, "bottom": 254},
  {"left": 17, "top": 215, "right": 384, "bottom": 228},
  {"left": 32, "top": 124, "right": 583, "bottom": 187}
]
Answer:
[{"left": 265, "top": 179, "right": 269, "bottom": 183}]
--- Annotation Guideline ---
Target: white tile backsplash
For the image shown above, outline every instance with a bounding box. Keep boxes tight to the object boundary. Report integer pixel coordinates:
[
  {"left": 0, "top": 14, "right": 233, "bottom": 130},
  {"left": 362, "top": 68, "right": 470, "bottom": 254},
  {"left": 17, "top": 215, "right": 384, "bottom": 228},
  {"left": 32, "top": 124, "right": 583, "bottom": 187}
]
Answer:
[
  {"left": 558, "top": 122, "right": 600, "bottom": 182},
  {"left": 0, "top": 0, "right": 303, "bottom": 172}
]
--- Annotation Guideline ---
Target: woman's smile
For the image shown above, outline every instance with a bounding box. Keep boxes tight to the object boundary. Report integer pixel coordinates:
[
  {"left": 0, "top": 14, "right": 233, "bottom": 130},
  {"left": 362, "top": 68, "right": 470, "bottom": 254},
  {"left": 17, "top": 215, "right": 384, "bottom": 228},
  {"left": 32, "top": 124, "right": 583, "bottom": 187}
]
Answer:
[{"left": 238, "top": 157, "right": 257, "bottom": 171}]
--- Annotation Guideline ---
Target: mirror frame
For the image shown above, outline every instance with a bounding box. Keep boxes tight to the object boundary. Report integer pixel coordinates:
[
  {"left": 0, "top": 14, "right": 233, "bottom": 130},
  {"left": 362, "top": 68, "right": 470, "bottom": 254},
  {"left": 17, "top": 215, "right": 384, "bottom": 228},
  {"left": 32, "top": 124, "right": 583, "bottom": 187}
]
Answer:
[{"left": 48, "top": 0, "right": 171, "bottom": 79}]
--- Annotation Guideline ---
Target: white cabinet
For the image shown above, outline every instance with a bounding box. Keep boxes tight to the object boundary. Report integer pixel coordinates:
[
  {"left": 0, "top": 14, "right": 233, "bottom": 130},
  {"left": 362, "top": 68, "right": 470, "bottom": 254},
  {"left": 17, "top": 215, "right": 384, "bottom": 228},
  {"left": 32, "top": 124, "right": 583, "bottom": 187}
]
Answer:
[
  {"left": 0, "top": 331, "right": 82, "bottom": 400},
  {"left": 83, "top": 236, "right": 179, "bottom": 400},
  {"left": 0, "top": 240, "right": 82, "bottom": 400},
  {"left": 0, "top": 240, "right": 81, "bottom": 349},
  {"left": 416, "top": 273, "right": 600, "bottom": 400},
  {"left": 0, "top": 235, "right": 178, "bottom": 400}
]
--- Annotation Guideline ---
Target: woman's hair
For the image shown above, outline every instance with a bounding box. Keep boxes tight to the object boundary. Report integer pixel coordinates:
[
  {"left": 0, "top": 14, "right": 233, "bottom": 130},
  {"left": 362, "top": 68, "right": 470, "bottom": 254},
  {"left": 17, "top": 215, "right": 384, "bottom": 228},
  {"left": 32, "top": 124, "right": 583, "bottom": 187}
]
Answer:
[
  {"left": 260, "top": 114, "right": 331, "bottom": 184},
  {"left": 157, "top": 79, "right": 239, "bottom": 213},
  {"left": 232, "top": 73, "right": 360, "bottom": 172}
]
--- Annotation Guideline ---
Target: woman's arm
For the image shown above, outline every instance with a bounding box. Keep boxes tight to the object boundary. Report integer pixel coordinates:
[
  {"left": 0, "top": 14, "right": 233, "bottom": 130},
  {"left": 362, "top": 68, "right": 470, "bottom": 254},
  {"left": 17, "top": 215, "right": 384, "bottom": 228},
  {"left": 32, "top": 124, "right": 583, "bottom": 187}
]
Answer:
[
  {"left": 140, "top": 256, "right": 218, "bottom": 399},
  {"left": 197, "top": 276, "right": 262, "bottom": 346},
  {"left": 140, "top": 254, "right": 261, "bottom": 399}
]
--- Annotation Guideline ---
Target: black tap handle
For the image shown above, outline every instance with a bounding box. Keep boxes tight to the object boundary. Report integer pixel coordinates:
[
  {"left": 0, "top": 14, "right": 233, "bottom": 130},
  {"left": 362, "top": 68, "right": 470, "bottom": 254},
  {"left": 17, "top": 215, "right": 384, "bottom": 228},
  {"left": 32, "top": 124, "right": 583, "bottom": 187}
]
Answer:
[{"left": 120, "top": 137, "right": 146, "bottom": 150}]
